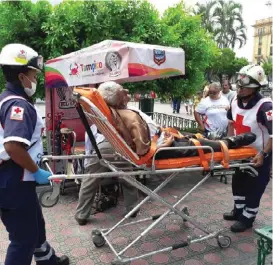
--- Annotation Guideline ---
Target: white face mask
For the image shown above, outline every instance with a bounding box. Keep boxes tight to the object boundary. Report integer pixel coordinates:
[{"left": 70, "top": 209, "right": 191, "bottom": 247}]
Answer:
[{"left": 23, "top": 76, "right": 37, "bottom": 97}]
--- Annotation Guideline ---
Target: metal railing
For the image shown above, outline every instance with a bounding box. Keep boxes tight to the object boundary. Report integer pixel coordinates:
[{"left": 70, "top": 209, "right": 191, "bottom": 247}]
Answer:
[{"left": 148, "top": 112, "right": 198, "bottom": 131}]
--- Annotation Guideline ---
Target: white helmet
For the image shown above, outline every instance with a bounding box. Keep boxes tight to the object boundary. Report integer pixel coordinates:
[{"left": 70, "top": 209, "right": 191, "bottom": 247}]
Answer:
[
  {"left": 0, "top": 43, "right": 43, "bottom": 72},
  {"left": 236, "top": 64, "right": 268, "bottom": 88}
]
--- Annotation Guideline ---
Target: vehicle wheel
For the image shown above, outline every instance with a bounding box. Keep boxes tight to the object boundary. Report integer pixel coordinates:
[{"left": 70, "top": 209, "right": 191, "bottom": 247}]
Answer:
[
  {"left": 217, "top": 235, "right": 231, "bottom": 248},
  {"left": 92, "top": 230, "right": 106, "bottom": 248},
  {"left": 39, "top": 188, "right": 60, "bottom": 208}
]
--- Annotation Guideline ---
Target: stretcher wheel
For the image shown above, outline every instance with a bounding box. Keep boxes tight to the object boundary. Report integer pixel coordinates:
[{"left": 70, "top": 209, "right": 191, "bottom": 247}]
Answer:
[
  {"left": 217, "top": 235, "right": 231, "bottom": 248},
  {"left": 92, "top": 230, "right": 106, "bottom": 248},
  {"left": 39, "top": 188, "right": 60, "bottom": 208}
]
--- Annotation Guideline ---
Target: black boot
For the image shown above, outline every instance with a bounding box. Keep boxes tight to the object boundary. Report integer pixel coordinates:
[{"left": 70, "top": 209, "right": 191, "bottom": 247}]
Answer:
[
  {"left": 223, "top": 133, "right": 256, "bottom": 148},
  {"left": 223, "top": 209, "right": 240, "bottom": 221},
  {"left": 56, "top": 255, "right": 69, "bottom": 265},
  {"left": 230, "top": 221, "right": 252, "bottom": 233}
]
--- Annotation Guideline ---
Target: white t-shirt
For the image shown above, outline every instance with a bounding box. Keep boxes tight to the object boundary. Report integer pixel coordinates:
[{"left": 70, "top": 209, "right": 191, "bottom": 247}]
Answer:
[
  {"left": 84, "top": 125, "right": 105, "bottom": 167},
  {"left": 196, "top": 95, "right": 230, "bottom": 133},
  {"left": 222, "top": 90, "right": 236, "bottom": 103}
]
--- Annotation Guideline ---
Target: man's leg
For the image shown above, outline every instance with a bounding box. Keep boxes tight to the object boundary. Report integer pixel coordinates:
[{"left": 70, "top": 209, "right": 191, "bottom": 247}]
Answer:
[
  {"left": 1, "top": 185, "right": 40, "bottom": 265},
  {"left": 231, "top": 156, "right": 272, "bottom": 232},
  {"left": 223, "top": 169, "right": 248, "bottom": 221},
  {"left": 75, "top": 163, "right": 103, "bottom": 224},
  {"left": 34, "top": 195, "right": 69, "bottom": 265},
  {"left": 98, "top": 141, "right": 139, "bottom": 216}
]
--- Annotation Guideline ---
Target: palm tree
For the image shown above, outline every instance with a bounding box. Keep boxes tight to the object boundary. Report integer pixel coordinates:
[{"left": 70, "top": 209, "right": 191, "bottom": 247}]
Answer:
[
  {"left": 212, "top": 0, "right": 247, "bottom": 49},
  {"left": 194, "top": 0, "right": 217, "bottom": 33},
  {"left": 194, "top": 0, "right": 247, "bottom": 49}
]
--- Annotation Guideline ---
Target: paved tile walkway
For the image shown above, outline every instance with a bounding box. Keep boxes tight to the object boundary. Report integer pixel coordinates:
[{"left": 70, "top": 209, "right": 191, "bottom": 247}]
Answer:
[{"left": 0, "top": 172, "right": 272, "bottom": 265}]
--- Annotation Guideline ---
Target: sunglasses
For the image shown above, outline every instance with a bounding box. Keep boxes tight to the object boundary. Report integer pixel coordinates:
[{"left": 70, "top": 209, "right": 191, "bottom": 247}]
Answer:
[{"left": 236, "top": 74, "right": 260, "bottom": 87}]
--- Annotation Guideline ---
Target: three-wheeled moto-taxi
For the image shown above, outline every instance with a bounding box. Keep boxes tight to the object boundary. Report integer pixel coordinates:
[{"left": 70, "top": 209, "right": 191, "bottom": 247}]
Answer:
[{"left": 41, "top": 40, "right": 258, "bottom": 264}]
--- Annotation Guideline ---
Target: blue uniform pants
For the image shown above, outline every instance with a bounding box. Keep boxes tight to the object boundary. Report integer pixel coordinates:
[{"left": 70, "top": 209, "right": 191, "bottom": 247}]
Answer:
[
  {"left": 232, "top": 155, "right": 272, "bottom": 225},
  {"left": 0, "top": 182, "right": 57, "bottom": 265}
]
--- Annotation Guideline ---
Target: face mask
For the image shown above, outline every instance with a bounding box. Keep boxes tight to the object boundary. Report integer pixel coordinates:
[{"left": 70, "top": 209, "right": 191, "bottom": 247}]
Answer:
[{"left": 23, "top": 75, "right": 37, "bottom": 97}]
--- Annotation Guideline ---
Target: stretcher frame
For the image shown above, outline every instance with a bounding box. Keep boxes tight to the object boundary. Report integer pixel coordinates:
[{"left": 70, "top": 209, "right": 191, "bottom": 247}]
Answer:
[{"left": 42, "top": 92, "right": 258, "bottom": 264}]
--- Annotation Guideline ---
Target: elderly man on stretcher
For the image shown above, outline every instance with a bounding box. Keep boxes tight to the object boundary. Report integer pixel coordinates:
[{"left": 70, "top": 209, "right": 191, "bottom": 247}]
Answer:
[{"left": 96, "top": 81, "right": 256, "bottom": 159}]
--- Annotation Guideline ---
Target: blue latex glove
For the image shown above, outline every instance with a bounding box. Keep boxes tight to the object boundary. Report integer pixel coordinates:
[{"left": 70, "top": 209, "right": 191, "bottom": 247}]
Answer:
[{"left": 33, "top": 168, "right": 51, "bottom": 184}]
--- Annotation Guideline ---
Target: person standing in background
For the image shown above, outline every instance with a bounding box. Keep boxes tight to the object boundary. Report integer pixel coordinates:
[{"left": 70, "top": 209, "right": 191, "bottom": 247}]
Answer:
[
  {"left": 222, "top": 80, "right": 237, "bottom": 103},
  {"left": 194, "top": 82, "right": 229, "bottom": 138}
]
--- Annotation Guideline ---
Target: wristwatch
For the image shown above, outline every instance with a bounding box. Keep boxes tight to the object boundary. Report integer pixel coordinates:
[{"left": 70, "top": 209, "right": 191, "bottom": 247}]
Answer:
[{"left": 259, "top": 150, "right": 269, "bottom": 158}]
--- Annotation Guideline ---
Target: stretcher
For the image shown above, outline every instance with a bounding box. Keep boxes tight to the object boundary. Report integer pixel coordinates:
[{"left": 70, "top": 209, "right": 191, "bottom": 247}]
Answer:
[{"left": 42, "top": 88, "right": 258, "bottom": 265}]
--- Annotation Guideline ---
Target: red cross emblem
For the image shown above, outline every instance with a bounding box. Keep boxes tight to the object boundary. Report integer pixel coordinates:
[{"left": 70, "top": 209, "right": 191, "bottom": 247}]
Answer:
[
  {"left": 267, "top": 111, "right": 272, "bottom": 116},
  {"left": 234, "top": 114, "right": 251, "bottom": 135},
  {"left": 20, "top": 50, "right": 25, "bottom": 54},
  {"left": 14, "top": 107, "right": 22, "bottom": 114}
]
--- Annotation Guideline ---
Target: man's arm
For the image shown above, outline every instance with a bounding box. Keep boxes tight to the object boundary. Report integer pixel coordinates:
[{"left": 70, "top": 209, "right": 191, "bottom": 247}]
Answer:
[
  {"left": 194, "top": 110, "right": 205, "bottom": 131},
  {"left": 226, "top": 107, "right": 234, "bottom": 136},
  {"left": 252, "top": 102, "right": 272, "bottom": 166},
  {"left": 4, "top": 142, "right": 38, "bottom": 172},
  {"left": 194, "top": 99, "right": 207, "bottom": 132}
]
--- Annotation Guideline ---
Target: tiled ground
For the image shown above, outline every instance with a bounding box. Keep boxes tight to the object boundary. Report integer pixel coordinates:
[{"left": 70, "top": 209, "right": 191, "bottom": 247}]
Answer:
[{"left": 0, "top": 172, "right": 272, "bottom": 265}]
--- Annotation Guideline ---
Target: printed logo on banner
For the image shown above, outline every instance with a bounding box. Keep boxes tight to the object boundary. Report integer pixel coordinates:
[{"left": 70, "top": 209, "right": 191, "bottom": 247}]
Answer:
[
  {"left": 153, "top": 49, "right": 166, "bottom": 66},
  {"left": 69, "top": 63, "right": 80, "bottom": 76},
  {"left": 10, "top": 106, "right": 24, "bottom": 121},
  {"left": 105, "top": 51, "right": 122, "bottom": 77},
  {"left": 69, "top": 61, "right": 103, "bottom": 77},
  {"left": 56, "top": 87, "right": 76, "bottom": 109}
]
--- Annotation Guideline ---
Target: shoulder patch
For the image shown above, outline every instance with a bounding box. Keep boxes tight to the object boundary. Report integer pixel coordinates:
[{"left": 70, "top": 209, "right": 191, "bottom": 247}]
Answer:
[
  {"left": 265, "top": 110, "right": 273, "bottom": 121},
  {"left": 10, "top": 106, "right": 24, "bottom": 121}
]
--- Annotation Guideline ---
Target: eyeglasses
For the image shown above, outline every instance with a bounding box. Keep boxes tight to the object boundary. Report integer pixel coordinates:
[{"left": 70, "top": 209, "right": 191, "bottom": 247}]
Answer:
[
  {"left": 236, "top": 74, "right": 260, "bottom": 87},
  {"left": 208, "top": 91, "right": 219, "bottom": 95}
]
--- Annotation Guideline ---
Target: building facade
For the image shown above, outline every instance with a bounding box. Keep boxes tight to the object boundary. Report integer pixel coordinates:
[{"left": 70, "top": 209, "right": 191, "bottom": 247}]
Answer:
[{"left": 252, "top": 17, "right": 272, "bottom": 63}]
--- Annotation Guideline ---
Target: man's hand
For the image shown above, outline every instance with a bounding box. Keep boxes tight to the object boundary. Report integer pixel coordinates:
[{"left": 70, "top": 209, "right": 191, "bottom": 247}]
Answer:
[
  {"left": 33, "top": 168, "right": 51, "bottom": 184},
  {"left": 252, "top": 153, "right": 264, "bottom": 167},
  {"left": 163, "top": 135, "right": 174, "bottom": 147}
]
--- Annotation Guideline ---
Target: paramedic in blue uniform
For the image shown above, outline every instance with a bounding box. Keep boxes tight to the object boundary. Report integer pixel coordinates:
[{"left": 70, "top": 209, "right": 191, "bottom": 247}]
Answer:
[
  {"left": 224, "top": 64, "right": 272, "bottom": 232},
  {"left": 0, "top": 44, "right": 69, "bottom": 265}
]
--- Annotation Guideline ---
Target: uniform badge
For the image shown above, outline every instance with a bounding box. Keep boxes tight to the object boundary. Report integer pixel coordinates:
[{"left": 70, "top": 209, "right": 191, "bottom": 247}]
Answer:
[
  {"left": 265, "top": 110, "right": 273, "bottom": 121},
  {"left": 10, "top": 106, "right": 24, "bottom": 121}
]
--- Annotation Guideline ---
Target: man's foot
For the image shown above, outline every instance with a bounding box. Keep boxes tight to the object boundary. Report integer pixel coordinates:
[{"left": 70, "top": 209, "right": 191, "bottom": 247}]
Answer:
[
  {"left": 223, "top": 209, "right": 239, "bottom": 221},
  {"left": 75, "top": 216, "right": 88, "bottom": 226},
  {"left": 223, "top": 133, "right": 256, "bottom": 148},
  {"left": 230, "top": 221, "right": 252, "bottom": 233},
  {"left": 56, "top": 255, "right": 69, "bottom": 265}
]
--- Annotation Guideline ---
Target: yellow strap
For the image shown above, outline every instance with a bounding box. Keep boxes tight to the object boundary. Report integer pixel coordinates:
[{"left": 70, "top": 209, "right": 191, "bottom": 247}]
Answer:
[{"left": 219, "top": 140, "right": 230, "bottom": 168}]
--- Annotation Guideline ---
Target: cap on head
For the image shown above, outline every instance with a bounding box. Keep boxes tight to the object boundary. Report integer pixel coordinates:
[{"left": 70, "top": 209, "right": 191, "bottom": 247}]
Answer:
[
  {"left": 236, "top": 64, "right": 268, "bottom": 88},
  {"left": 0, "top": 43, "right": 43, "bottom": 72}
]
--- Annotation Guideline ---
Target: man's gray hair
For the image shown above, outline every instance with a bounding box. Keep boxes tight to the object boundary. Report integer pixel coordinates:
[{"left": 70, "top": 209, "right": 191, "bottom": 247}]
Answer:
[
  {"left": 98, "top": 81, "right": 123, "bottom": 107},
  {"left": 209, "top": 82, "right": 222, "bottom": 90}
]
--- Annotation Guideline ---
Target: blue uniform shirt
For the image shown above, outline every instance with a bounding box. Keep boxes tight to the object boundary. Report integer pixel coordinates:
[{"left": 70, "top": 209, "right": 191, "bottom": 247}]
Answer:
[{"left": 0, "top": 82, "right": 38, "bottom": 188}]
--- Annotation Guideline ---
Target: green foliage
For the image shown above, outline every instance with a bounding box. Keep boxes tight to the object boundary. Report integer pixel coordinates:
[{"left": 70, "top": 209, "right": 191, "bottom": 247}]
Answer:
[
  {"left": 261, "top": 57, "right": 273, "bottom": 81},
  {"left": 0, "top": 0, "right": 52, "bottom": 99},
  {"left": 208, "top": 47, "right": 248, "bottom": 81},
  {"left": 158, "top": 2, "right": 219, "bottom": 97},
  {"left": 0, "top": 0, "right": 218, "bottom": 99}
]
